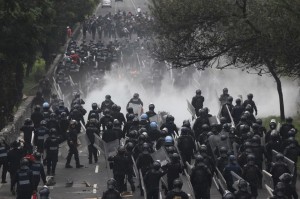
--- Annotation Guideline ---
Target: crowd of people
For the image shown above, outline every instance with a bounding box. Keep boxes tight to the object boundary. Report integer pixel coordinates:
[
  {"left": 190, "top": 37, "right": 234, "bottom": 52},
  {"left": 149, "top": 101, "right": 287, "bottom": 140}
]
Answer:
[{"left": 0, "top": 83, "right": 299, "bottom": 199}]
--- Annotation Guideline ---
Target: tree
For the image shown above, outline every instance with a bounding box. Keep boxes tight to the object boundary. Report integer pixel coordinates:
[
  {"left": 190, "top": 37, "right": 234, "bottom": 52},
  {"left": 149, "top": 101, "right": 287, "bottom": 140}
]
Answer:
[{"left": 149, "top": 0, "right": 300, "bottom": 121}]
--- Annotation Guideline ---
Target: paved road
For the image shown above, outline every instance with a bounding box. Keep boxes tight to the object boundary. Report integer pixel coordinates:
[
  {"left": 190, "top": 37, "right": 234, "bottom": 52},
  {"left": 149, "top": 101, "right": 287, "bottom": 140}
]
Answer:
[{"left": 0, "top": 0, "right": 298, "bottom": 198}]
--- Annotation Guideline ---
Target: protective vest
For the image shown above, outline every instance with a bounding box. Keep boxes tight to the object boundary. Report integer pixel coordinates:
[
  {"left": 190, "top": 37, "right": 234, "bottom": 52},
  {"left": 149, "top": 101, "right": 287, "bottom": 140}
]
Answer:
[
  {"left": 17, "top": 169, "right": 31, "bottom": 191},
  {"left": 0, "top": 146, "right": 7, "bottom": 158}
]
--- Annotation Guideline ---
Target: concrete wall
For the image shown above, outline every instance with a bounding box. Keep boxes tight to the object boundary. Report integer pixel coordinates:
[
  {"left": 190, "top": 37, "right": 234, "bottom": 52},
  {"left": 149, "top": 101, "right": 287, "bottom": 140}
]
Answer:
[{"left": 0, "top": 96, "right": 33, "bottom": 144}]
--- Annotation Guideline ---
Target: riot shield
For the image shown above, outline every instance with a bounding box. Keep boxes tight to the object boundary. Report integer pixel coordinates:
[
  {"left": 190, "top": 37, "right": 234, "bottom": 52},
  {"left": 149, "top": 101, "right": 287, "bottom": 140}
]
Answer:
[
  {"left": 93, "top": 133, "right": 105, "bottom": 154},
  {"left": 104, "top": 139, "right": 120, "bottom": 157},
  {"left": 262, "top": 170, "right": 274, "bottom": 189},
  {"left": 265, "top": 184, "right": 274, "bottom": 197},
  {"left": 150, "top": 147, "right": 170, "bottom": 165},
  {"left": 231, "top": 171, "right": 251, "bottom": 193},
  {"left": 128, "top": 103, "right": 143, "bottom": 117},
  {"left": 225, "top": 105, "right": 235, "bottom": 128},
  {"left": 216, "top": 167, "right": 227, "bottom": 189},
  {"left": 139, "top": 169, "right": 147, "bottom": 199},
  {"left": 186, "top": 99, "right": 196, "bottom": 118},
  {"left": 271, "top": 150, "right": 295, "bottom": 174},
  {"left": 208, "top": 116, "right": 218, "bottom": 126},
  {"left": 183, "top": 169, "right": 196, "bottom": 199},
  {"left": 149, "top": 115, "right": 160, "bottom": 127}
]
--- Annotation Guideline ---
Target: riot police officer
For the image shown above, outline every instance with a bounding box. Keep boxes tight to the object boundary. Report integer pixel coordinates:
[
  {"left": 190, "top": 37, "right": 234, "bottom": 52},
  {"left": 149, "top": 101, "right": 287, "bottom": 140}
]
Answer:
[
  {"left": 11, "top": 158, "right": 33, "bottom": 198},
  {"left": 102, "top": 178, "right": 122, "bottom": 199},
  {"left": 31, "top": 152, "right": 46, "bottom": 191},
  {"left": 144, "top": 161, "right": 167, "bottom": 199},
  {"left": 234, "top": 179, "right": 251, "bottom": 199},
  {"left": 192, "top": 89, "right": 205, "bottom": 117},
  {"left": 65, "top": 120, "right": 84, "bottom": 168},
  {"left": 190, "top": 155, "right": 212, "bottom": 199},
  {"left": 270, "top": 153, "right": 290, "bottom": 188},
  {"left": 44, "top": 129, "right": 60, "bottom": 175},
  {"left": 177, "top": 127, "right": 195, "bottom": 165},
  {"left": 165, "top": 178, "right": 189, "bottom": 199},
  {"left": 86, "top": 119, "right": 100, "bottom": 164}
]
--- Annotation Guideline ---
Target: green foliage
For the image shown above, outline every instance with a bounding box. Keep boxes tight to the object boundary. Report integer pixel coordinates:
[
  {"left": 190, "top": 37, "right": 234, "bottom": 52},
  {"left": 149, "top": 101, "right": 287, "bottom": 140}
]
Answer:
[{"left": 0, "top": 0, "right": 99, "bottom": 128}]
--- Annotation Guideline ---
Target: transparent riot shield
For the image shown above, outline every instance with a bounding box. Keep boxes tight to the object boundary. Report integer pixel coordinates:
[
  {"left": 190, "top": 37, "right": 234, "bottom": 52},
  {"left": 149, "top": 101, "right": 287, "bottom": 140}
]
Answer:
[
  {"left": 230, "top": 171, "right": 251, "bottom": 193},
  {"left": 186, "top": 99, "right": 196, "bottom": 118},
  {"left": 128, "top": 103, "right": 143, "bottom": 118},
  {"left": 272, "top": 149, "right": 295, "bottom": 175},
  {"left": 262, "top": 170, "right": 274, "bottom": 189}
]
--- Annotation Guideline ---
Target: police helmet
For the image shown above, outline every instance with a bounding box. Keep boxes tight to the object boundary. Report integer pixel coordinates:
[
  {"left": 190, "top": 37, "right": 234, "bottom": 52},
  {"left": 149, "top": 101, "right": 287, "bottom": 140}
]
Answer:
[
  {"left": 107, "top": 178, "right": 116, "bottom": 189},
  {"left": 127, "top": 107, "right": 133, "bottom": 113},
  {"left": 196, "top": 89, "right": 201, "bottom": 95},
  {"left": 118, "top": 146, "right": 126, "bottom": 155},
  {"left": 34, "top": 105, "right": 41, "bottom": 112},
  {"left": 140, "top": 113, "right": 148, "bottom": 120},
  {"left": 153, "top": 161, "right": 161, "bottom": 170},
  {"left": 40, "top": 120, "right": 47, "bottom": 126},
  {"left": 165, "top": 136, "right": 173, "bottom": 143},
  {"left": 92, "top": 103, "right": 98, "bottom": 110},
  {"left": 247, "top": 93, "right": 253, "bottom": 99},
  {"left": 24, "top": 118, "right": 33, "bottom": 125},
  {"left": 149, "top": 103, "right": 155, "bottom": 110},
  {"left": 105, "top": 95, "right": 111, "bottom": 100},
  {"left": 34, "top": 152, "right": 42, "bottom": 160},
  {"left": 133, "top": 93, "right": 139, "bottom": 98},
  {"left": 173, "top": 178, "right": 183, "bottom": 189},
  {"left": 20, "top": 158, "right": 29, "bottom": 167},
  {"left": 238, "top": 179, "right": 248, "bottom": 191},
  {"left": 279, "top": 173, "right": 292, "bottom": 183},
  {"left": 127, "top": 114, "right": 135, "bottom": 121},
  {"left": 195, "top": 154, "right": 204, "bottom": 163},
  {"left": 43, "top": 102, "right": 50, "bottom": 108},
  {"left": 235, "top": 98, "right": 241, "bottom": 104},
  {"left": 182, "top": 120, "right": 190, "bottom": 128},
  {"left": 150, "top": 122, "right": 158, "bottom": 129},
  {"left": 50, "top": 128, "right": 57, "bottom": 135},
  {"left": 276, "top": 153, "right": 284, "bottom": 161}
]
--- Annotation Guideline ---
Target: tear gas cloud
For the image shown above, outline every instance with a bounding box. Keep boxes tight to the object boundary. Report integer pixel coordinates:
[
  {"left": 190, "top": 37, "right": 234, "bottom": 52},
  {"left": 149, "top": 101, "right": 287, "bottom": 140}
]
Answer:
[{"left": 84, "top": 63, "right": 299, "bottom": 126}]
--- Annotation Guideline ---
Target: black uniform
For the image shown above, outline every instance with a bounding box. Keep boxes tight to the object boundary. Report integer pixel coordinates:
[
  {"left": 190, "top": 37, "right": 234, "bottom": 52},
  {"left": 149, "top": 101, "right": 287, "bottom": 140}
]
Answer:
[
  {"left": 144, "top": 167, "right": 167, "bottom": 199},
  {"left": 108, "top": 153, "right": 133, "bottom": 193},
  {"left": 44, "top": 135, "right": 60, "bottom": 175},
  {"left": 12, "top": 166, "right": 33, "bottom": 199},
  {"left": 242, "top": 163, "right": 262, "bottom": 198},
  {"left": 86, "top": 120, "right": 100, "bottom": 163},
  {"left": 191, "top": 95, "right": 204, "bottom": 116},
  {"left": 34, "top": 126, "right": 49, "bottom": 153},
  {"left": 20, "top": 124, "right": 35, "bottom": 152},
  {"left": 31, "top": 160, "right": 46, "bottom": 191},
  {"left": 166, "top": 160, "right": 183, "bottom": 191},
  {"left": 65, "top": 127, "right": 82, "bottom": 168},
  {"left": 102, "top": 189, "right": 122, "bottom": 199},
  {"left": 177, "top": 134, "right": 195, "bottom": 165},
  {"left": 31, "top": 110, "right": 43, "bottom": 128},
  {"left": 190, "top": 163, "right": 212, "bottom": 199},
  {"left": 0, "top": 141, "right": 9, "bottom": 183}
]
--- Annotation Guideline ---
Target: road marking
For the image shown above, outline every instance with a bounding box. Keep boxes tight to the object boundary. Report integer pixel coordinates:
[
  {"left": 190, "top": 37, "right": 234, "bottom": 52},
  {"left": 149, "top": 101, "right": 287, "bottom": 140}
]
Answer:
[
  {"left": 95, "top": 165, "right": 99, "bottom": 173},
  {"left": 93, "top": 184, "right": 98, "bottom": 194}
]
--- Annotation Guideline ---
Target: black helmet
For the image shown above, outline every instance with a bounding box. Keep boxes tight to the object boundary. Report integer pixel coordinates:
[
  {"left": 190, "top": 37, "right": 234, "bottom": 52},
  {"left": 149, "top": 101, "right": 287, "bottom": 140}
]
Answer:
[
  {"left": 202, "top": 124, "right": 210, "bottom": 131},
  {"left": 112, "top": 104, "right": 118, "bottom": 111},
  {"left": 125, "top": 142, "right": 135, "bottom": 152},
  {"left": 199, "top": 145, "right": 207, "bottom": 153},
  {"left": 149, "top": 103, "right": 155, "bottom": 110},
  {"left": 256, "top": 118, "right": 262, "bottom": 125},
  {"left": 180, "top": 127, "right": 190, "bottom": 135},
  {"left": 90, "top": 113, "right": 97, "bottom": 119},
  {"left": 25, "top": 118, "right": 32, "bottom": 125},
  {"left": 223, "top": 88, "right": 228, "bottom": 93},
  {"left": 40, "top": 120, "right": 47, "bottom": 126},
  {"left": 127, "top": 107, "right": 133, "bottom": 113},
  {"left": 220, "top": 134, "right": 227, "bottom": 141},
  {"left": 247, "top": 154, "right": 255, "bottom": 162},
  {"left": 127, "top": 114, "right": 135, "bottom": 121},
  {"left": 118, "top": 146, "right": 126, "bottom": 155},
  {"left": 247, "top": 93, "right": 253, "bottom": 99},
  {"left": 104, "top": 109, "right": 110, "bottom": 115},
  {"left": 220, "top": 147, "right": 228, "bottom": 154},
  {"left": 235, "top": 98, "right": 241, "bottom": 104},
  {"left": 34, "top": 105, "right": 41, "bottom": 111},
  {"left": 286, "top": 117, "right": 293, "bottom": 123},
  {"left": 107, "top": 122, "right": 113, "bottom": 129},
  {"left": 173, "top": 178, "right": 183, "bottom": 189},
  {"left": 196, "top": 89, "right": 201, "bottom": 95},
  {"left": 50, "top": 128, "right": 57, "bottom": 135},
  {"left": 20, "top": 158, "right": 29, "bottom": 167},
  {"left": 227, "top": 96, "right": 233, "bottom": 102},
  {"left": 182, "top": 120, "right": 190, "bottom": 128},
  {"left": 279, "top": 173, "right": 292, "bottom": 183},
  {"left": 92, "top": 103, "right": 98, "bottom": 110},
  {"left": 133, "top": 93, "right": 139, "bottom": 98},
  {"left": 50, "top": 113, "right": 56, "bottom": 119},
  {"left": 34, "top": 152, "right": 42, "bottom": 160},
  {"left": 107, "top": 178, "right": 116, "bottom": 189},
  {"left": 128, "top": 130, "right": 138, "bottom": 138},
  {"left": 195, "top": 154, "right": 204, "bottom": 164},
  {"left": 70, "top": 120, "right": 77, "bottom": 126},
  {"left": 171, "top": 153, "right": 180, "bottom": 161},
  {"left": 61, "top": 112, "right": 67, "bottom": 118},
  {"left": 220, "top": 117, "right": 227, "bottom": 124},
  {"left": 276, "top": 153, "right": 284, "bottom": 161},
  {"left": 113, "top": 119, "right": 120, "bottom": 126},
  {"left": 105, "top": 95, "right": 111, "bottom": 100},
  {"left": 153, "top": 161, "right": 161, "bottom": 170},
  {"left": 238, "top": 179, "right": 248, "bottom": 191}
]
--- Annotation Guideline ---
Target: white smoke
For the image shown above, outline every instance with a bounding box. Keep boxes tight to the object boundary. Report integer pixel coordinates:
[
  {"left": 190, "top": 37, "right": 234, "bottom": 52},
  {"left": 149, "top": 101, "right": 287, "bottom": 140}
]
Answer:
[{"left": 83, "top": 62, "right": 299, "bottom": 126}]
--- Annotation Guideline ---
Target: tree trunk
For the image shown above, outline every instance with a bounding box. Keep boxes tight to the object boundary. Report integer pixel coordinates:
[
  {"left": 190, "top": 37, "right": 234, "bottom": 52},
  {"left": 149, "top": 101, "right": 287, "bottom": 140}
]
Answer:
[{"left": 267, "top": 63, "right": 285, "bottom": 121}]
